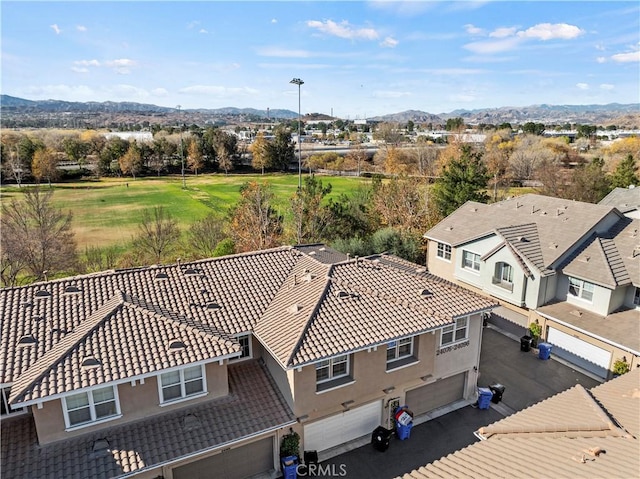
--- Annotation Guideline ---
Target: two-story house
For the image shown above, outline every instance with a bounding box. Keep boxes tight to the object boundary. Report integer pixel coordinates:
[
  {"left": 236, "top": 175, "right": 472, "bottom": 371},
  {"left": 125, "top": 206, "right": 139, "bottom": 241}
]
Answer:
[
  {"left": 1, "top": 244, "right": 495, "bottom": 479},
  {"left": 425, "top": 194, "right": 639, "bottom": 380}
]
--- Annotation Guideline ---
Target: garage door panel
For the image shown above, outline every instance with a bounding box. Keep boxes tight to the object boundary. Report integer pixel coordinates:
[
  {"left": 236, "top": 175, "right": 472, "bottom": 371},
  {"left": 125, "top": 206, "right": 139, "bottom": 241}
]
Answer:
[
  {"left": 304, "top": 401, "right": 381, "bottom": 452},
  {"left": 547, "top": 328, "right": 611, "bottom": 378},
  {"left": 406, "top": 373, "right": 466, "bottom": 416},
  {"left": 173, "top": 436, "right": 273, "bottom": 479}
]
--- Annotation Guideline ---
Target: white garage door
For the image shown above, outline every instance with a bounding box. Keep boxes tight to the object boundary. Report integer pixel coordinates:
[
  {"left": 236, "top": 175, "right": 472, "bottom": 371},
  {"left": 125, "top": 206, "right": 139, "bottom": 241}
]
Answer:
[
  {"left": 547, "top": 328, "right": 611, "bottom": 378},
  {"left": 304, "top": 400, "right": 382, "bottom": 452}
]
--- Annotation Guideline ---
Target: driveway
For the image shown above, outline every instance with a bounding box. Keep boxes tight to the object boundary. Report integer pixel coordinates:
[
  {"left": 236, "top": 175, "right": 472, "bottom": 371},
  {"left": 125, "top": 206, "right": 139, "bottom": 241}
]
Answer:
[{"left": 304, "top": 326, "right": 600, "bottom": 479}]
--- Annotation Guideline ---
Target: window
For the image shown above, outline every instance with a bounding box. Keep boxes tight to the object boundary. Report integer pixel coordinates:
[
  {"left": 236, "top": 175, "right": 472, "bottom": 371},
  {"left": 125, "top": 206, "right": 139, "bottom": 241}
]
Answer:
[
  {"left": 462, "top": 251, "right": 480, "bottom": 272},
  {"left": 230, "top": 334, "right": 252, "bottom": 361},
  {"left": 63, "top": 386, "right": 119, "bottom": 428},
  {"left": 436, "top": 243, "right": 452, "bottom": 261},
  {"left": 387, "top": 337, "right": 414, "bottom": 363},
  {"left": 1, "top": 388, "right": 26, "bottom": 416},
  {"left": 160, "top": 365, "right": 205, "bottom": 403},
  {"left": 634, "top": 287, "right": 640, "bottom": 307},
  {"left": 568, "top": 277, "right": 594, "bottom": 302},
  {"left": 440, "top": 317, "right": 469, "bottom": 346},
  {"left": 316, "top": 355, "right": 349, "bottom": 384},
  {"left": 492, "top": 262, "right": 514, "bottom": 291}
]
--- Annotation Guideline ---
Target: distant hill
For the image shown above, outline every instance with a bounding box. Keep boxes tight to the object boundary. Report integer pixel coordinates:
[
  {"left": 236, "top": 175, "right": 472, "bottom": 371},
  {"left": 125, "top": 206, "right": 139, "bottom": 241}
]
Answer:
[{"left": 1, "top": 95, "right": 638, "bottom": 126}]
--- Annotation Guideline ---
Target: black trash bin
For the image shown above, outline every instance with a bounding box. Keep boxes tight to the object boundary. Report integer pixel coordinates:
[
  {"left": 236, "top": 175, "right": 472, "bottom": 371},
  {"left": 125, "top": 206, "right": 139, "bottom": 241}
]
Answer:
[
  {"left": 490, "top": 384, "right": 505, "bottom": 404},
  {"left": 371, "top": 426, "right": 393, "bottom": 452},
  {"left": 520, "top": 335, "right": 532, "bottom": 352}
]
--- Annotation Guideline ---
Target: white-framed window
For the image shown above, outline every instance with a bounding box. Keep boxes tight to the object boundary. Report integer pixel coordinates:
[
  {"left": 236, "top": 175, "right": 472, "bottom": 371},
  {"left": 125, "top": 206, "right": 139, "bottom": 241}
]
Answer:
[
  {"left": 462, "top": 251, "right": 480, "bottom": 272},
  {"left": 387, "top": 337, "right": 414, "bottom": 364},
  {"left": 159, "top": 365, "right": 206, "bottom": 403},
  {"left": 634, "top": 287, "right": 640, "bottom": 307},
  {"left": 440, "top": 317, "right": 469, "bottom": 347},
  {"left": 568, "top": 277, "right": 594, "bottom": 302},
  {"left": 1, "top": 387, "right": 26, "bottom": 416},
  {"left": 493, "top": 262, "right": 514, "bottom": 291},
  {"left": 436, "top": 243, "right": 452, "bottom": 261},
  {"left": 230, "top": 333, "right": 252, "bottom": 361},
  {"left": 62, "top": 386, "right": 120, "bottom": 428},
  {"left": 316, "top": 355, "right": 349, "bottom": 384}
]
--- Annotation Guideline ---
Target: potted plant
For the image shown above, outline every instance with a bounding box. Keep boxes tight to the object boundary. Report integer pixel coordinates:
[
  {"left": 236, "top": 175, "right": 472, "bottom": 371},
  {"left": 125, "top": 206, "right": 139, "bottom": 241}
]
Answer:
[
  {"left": 612, "top": 357, "right": 630, "bottom": 377},
  {"left": 280, "top": 429, "right": 300, "bottom": 478},
  {"left": 528, "top": 322, "right": 542, "bottom": 348}
]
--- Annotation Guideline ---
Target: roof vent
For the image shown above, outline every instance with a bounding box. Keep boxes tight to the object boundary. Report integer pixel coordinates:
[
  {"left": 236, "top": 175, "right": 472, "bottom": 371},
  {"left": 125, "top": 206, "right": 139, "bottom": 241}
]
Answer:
[
  {"left": 21, "top": 300, "right": 33, "bottom": 309},
  {"left": 308, "top": 251, "right": 316, "bottom": 256},
  {"left": 92, "top": 438, "right": 110, "bottom": 455},
  {"left": 336, "top": 290, "right": 350, "bottom": 299},
  {"left": 419, "top": 289, "right": 433, "bottom": 298},
  {"left": 182, "top": 413, "right": 201, "bottom": 431},
  {"left": 445, "top": 226, "right": 453, "bottom": 231},
  {"left": 319, "top": 247, "right": 326, "bottom": 251},
  {"left": 304, "top": 272, "right": 317, "bottom": 282},
  {"left": 64, "top": 285, "right": 82, "bottom": 294},
  {"left": 470, "top": 207, "right": 477, "bottom": 212},
  {"left": 570, "top": 310, "right": 583, "bottom": 317},
  {"left": 518, "top": 236, "right": 528, "bottom": 242},
  {"left": 155, "top": 272, "right": 169, "bottom": 281},
  {"left": 183, "top": 267, "right": 199, "bottom": 276},
  {"left": 81, "top": 356, "right": 101, "bottom": 368},
  {"left": 168, "top": 339, "right": 187, "bottom": 352},
  {"left": 34, "top": 290, "right": 51, "bottom": 299},
  {"left": 288, "top": 304, "right": 303, "bottom": 314},
  {"left": 540, "top": 211, "right": 547, "bottom": 216},
  {"left": 549, "top": 242, "right": 558, "bottom": 249},
  {"left": 206, "top": 302, "right": 221, "bottom": 310},
  {"left": 415, "top": 267, "right": 427, "bottom": 274},
  {"left": 17, "top": 335, "right": 37, "bottom": 347},
  {"left": 580, "top": 255, "right": 590, "bottom": 263}
]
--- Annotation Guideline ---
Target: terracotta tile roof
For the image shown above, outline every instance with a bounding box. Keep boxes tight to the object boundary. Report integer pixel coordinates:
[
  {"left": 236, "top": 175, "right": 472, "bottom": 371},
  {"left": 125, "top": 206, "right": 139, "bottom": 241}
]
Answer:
[
  {"left": 398, "top": 369, "right": 640, "bottom": 479},
  {"left": 537, "top": 301, "right": 640, "bottom": 355},
  {"left": 9, "top": 292, "right": 239, "bottom": 405},
  {"left": 255, "top": 254, "right": 497, "bottom": 368},
  {"left": 425, "top": 194, "right": 621, "bottom": 272},
  {"left": 1, "top": 360, "right": 296, "bottom": 479}
]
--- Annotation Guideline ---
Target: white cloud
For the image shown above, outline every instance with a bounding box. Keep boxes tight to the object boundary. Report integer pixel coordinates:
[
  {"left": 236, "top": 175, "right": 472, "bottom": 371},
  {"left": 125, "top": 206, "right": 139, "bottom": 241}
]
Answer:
[
  {"left": 74, "top": 59, "right": 101, "bottom": 67},
  {"left": 611, "top": 50, "right": 640, "bottom": 63},
  {"left": 76, "top": 25, "right": 87, "bottom": 32},
  {"left": 517, "top": 23, "right": 584, "bottom": 41},
  {"left": 596, "top": 56, "right": 606, "bottom": 64},
  {"left": 199, "top": 29, "right": 208, "bottom": 34},
  {"left": 187, "top": 21, "right": 200, "bottom": 30},
  {"left": 600, "top": 84, "right": 614, "bottom": 90},
  {"left": 490, "top": 27, "right": 517, "bottom": 38},
  {"left": 71, "top": 67, "right": 89, "bottom": 73},
  {"left": 576, "top": 83, "right": 589, "bottom": 90},
  {"left": 151, "top": 88, "right": 169, "bottom": 97},
  {"left": 464, "top": 36, "right": 522, "bottom": 54},
  {"left": 104, "top": 58, "right": 136, "bottom": 74},
  {"left": 271, "top": 18, "right": 277, "bottom": 24},
  {"left": 367, "top": 1, "right": 435, "bottom": 16},
  {"left": 464, "top": 24, "right": 484, "bottom": 35},
  {"left": 380, "top": 36, "right": 399, "bottom": 48},
  {"left": 256, "top": 47, "right": 311, "bottom": 58},
  {"left": 50, "top": 24, "right": 62, "bottom": 35},
  {"left": 306, "top": 20, "right": 379, "bottom": 40}
]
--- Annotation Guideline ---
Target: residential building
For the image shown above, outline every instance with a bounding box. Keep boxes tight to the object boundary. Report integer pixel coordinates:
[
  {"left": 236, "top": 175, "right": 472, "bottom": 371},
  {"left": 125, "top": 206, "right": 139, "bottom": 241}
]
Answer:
[
  {"left": 599, "top": 185, "right": 640, "bottom": 219},
  {"left": 398, "top": 367, "right": 640, "bottom": 478},
  {"left": 425, "top": 194, "right": 640, "bottom": 379},
  {"left": 1, "top": 245, "right": 495, "bottom": 479}
]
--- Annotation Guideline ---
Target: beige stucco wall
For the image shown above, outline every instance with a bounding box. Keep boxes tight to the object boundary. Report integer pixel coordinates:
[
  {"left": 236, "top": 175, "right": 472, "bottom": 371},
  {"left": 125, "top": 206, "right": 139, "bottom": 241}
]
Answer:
[
  {"left": 291, "top": 333, "right": 438, "bottom": 421},
  {"left": 426, "top": 240, "right": 456, "bottom": 280},
  {"left": 32, "top": 362, "right": 229, "bottom": 445}
]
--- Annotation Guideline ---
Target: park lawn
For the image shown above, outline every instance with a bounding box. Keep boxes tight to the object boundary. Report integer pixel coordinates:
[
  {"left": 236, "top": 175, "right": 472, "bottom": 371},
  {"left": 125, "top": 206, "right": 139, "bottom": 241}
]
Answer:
[{"left": 0, "top": 174, "right": 373, "bottom": 249}]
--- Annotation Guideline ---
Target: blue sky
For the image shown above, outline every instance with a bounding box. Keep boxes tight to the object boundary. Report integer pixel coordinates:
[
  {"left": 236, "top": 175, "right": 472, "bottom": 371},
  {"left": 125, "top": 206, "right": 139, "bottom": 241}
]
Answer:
[{"left": 2, "top": 1, "right": 639, "bottom": 118}]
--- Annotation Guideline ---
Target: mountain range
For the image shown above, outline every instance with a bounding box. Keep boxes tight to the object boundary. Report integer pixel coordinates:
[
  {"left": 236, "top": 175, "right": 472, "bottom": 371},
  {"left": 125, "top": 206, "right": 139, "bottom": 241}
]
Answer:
[{"left": 1, "top": 94, "right": 638, "bottom": 126}]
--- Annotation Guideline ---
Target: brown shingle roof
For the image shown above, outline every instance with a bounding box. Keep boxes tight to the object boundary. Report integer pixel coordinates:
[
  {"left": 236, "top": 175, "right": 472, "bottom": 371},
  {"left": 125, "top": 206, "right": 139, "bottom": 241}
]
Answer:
[
  {"left": 398, "top": 369, "right": 640, "bottom": 479},
  {"left": 425, "top": 194, "right": 621, "bottom": 272},
  {"left": 1, "top": 361, "right": 296, "bottom": 479}
]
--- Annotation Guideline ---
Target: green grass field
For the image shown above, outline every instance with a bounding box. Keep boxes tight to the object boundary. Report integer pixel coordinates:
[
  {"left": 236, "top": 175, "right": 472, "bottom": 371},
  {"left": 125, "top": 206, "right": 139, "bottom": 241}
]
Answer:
[{"left": 0, "top": 174, "right": 372, "bottom": 249}]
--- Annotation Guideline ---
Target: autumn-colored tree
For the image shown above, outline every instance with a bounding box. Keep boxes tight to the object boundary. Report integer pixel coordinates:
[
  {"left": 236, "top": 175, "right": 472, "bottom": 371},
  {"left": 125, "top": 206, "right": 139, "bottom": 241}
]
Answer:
[
  {"left": 484, "top": 129, "right": 515, "bottom": 201},
  {"left": 346, "top": 142, "right": 369, "bottom": 176},
  {"left": 564, "top": 157, "right": 610, "bottom": 203},
  {"left": 217, "top": 143, "right": 233, "bottom": 175},
  {"left": 132, "top": 206, "right": 181, "bottom": 264},
  {"left": 1, "top": 188, "right": 77, "bottom": 285},
  {"left": 119, "top": 141, "right": 143, "bottom": 179},
  {"left": 230, "top": 181, "right": 283, "bottom": 252},
  {"left": 290, "top": 175, "right": 332, "bottom": 244},
  {"left": 31, "top": 147, "right": 59, "bottom": 186},
  {"left": 251, "top": 132, "right": 270, "bottom": 174},
  {"left": 188, "top": 214, "right": 226, "bottom": 259},
  {"left": 186, "top": 137, "right": 204, "bottom": 175},
  {"left": 509, "top": 135, "right": 554, "bottom": 181}
]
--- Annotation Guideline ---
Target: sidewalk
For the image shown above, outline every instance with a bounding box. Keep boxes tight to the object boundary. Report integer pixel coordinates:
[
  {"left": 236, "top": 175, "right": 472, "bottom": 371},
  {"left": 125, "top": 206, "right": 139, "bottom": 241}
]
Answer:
[{"left": 303, "top": 325, "right": 601, "bottom": 479}]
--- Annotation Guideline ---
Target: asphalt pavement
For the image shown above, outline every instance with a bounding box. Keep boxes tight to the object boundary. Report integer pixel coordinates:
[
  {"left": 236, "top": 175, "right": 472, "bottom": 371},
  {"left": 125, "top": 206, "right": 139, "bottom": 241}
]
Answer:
[{"left": 301, "top": 325, "right": 601, "bottom": 479}]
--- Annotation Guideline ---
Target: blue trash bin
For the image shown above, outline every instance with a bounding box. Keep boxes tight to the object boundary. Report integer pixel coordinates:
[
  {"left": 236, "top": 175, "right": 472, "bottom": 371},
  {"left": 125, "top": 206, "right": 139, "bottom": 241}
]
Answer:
[
  {"left": 477, "top": 387, "right": 493, "bottom": 410},
  {"left": 538, "top": 342, "right": 552, "bottom": 360},
  {"left": 396, "top": 421, "right": 413, "bottom": 440},
  {"left": 281, "top": 455, "right": 298, "bottom": 479}
]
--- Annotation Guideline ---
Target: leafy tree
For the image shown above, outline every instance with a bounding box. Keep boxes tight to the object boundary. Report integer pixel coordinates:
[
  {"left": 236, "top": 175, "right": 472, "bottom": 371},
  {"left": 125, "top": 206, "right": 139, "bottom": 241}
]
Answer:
[
  {"left": 370, "top": 227, "right": 422, "bottom": 264},
  {"left": 188, "top": 214, "right": 226, "bottom": 258},
  {"left": 82, "top": 245, "right": 119, "bottom": 273},
  {"left": 1, "top": 188, "right": 77, "bottom": 285},
  {"left": 150, "top": 135, "right": 175, "bottom": 176},
  {"left": 98, "top": 137, "right": 129, "bottom": 176},
  {"left": 609, "top": 154, "right": 638, "bottom": 189},
  {"left": 266, "top": 127, "right": 295, "bottom": 171},
  {"left": 251, "top": 132, "right": 270, "bottom": 174},
  {"left": 346, "top": 142, "right": 369, "bottom": 176},
  {"left": 445, "top": 117, "right": 464, "bottom": 132},
  {"left": 230, "top": 181, "right": 283, "bottom": 252},
  {"left": 290, "top": 175, "right": 332, "bottom": 244},
  {"left": 374, "top": 123, "right": 404, "bottom": 146},
  {"left": 119, "top": 141, "right": 143, "bottom": 179},
  {"left": 132, "top": 206, "right": 181, "bottom": 264},
  {"left": 324, "top": 186, "right": 375, "bottom": 241},
  {"left": 565, "top": 157, "right": 610, "bottom": 203},
  {"left": 432, "top": 145, "right": 489, "bottom": 216},
  {"left": 186, "top": 137, "right": 204, "bottom": 175},
  {"left": 521, "top": 122, "right": 546, "bottom": 136},
  {"left": 212, "top": 238, "right": 235, "bottom": 257},
  {"left": 576, "top": 124, "right": 597, "bottom": 139},
  {"left": 62, "top": 136, "right": 89, "bottom": 167},
  {"left": 1, "top": 136, "right": 29, "bottom": 187},
  {"left": 31, "top": 147, "right": 59, "bottom": 186}
]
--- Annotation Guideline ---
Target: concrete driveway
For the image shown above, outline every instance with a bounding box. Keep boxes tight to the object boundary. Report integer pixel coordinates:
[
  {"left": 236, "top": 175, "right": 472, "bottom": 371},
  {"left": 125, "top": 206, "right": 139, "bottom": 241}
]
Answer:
[{"left": 304, "top": 326, "right": 600, "bottom": 479}]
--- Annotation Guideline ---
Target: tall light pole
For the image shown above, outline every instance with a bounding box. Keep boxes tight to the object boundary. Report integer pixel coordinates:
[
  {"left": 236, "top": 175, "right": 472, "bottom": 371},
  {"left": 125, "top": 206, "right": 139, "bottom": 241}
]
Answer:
[
  {"left": 290, "top": 78, "right": 304, "bottom": 189},
  {"left": 177, "top": 105, "right": 186, "bottom": 189}
]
